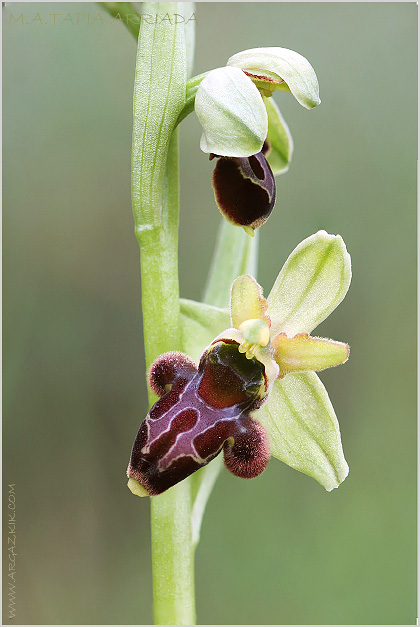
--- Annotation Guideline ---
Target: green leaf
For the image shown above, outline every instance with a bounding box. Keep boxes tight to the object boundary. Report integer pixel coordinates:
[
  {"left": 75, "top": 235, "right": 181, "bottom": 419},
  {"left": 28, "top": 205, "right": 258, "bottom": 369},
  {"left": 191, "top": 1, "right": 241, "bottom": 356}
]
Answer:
[
  {"left": 227, "top": 47, "right": 321, "bottom": 110},
  {"left": 195, "top": 66, "right": 268, "bottom": 157},
  {"left": 264, "top": 96, "right": 293, "bottom": 176},
  {"left": 180, "top": 298, "right": 230, "bottom": 363},
  {"left": 131, "top": 2, "right": 187, "bottom": 232},
  {"left": 267, "top": 231, "right": 351, "bottom": 337},
  {"left": 255, "top": 372, "right": 349, "bottom": 491}
]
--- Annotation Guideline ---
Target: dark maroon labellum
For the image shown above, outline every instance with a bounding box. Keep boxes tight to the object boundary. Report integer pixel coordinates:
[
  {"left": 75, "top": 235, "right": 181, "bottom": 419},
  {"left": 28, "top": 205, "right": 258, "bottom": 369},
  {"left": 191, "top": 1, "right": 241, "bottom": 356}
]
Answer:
[
  {"left": 127, "top": 342, "right": 270, "bottom": 496},
  {"left": 212, "top": 148, "right": 276, "bottom": 234}
]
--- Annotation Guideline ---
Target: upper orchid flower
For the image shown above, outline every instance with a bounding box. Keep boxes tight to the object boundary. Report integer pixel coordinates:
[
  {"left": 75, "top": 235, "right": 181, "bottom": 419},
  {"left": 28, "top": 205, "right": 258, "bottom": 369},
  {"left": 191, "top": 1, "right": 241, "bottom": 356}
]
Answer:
[
  {"left": 127, "top": 231, "right": 351, "bottom": 497},
  {"left": 194, "top": 46, "right": 320, "bottom": 161},
  {"left": 193, "top": 47, "right": 320, "bottom": 233}
]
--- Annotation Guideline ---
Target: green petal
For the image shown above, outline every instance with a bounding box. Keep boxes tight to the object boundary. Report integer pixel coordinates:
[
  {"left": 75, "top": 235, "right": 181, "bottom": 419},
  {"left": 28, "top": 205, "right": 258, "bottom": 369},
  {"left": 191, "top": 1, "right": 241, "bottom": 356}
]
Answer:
[
  {"left": 195, "top": 66, "right": 268, "bottom": 157},
  {"left": 273, "top": 333, "right": 349, "bottom": 376},
  {"left": 267, "top": 231, "right": 351, "bottom": 337},
  {"left": 264, "top": 96, "right": 293, "bottom": 176},
  {"left": 180, "top": 298, "right": 230, "bottom": 363},
  {"left": 230, "top": 274, "right": 268, "bottom": 329},
  {"left": 255, "top": 372, "right": 349, "bottom": 491},
  {"left": 227, "top": 47, "right": 321, "bottom": 109}
]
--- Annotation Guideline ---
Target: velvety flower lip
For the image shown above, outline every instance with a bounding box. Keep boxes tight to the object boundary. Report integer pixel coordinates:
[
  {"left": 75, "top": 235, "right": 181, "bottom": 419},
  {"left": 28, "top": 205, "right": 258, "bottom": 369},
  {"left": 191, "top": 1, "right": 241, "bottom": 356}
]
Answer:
[
  {"left": 127, "top": 342, "right": 272, "bottom": 496},
  {"left": 128, "top": 230, "right": 351, "bottom": 497},
  {"left": 211, "top": 148, "right": 276, "bottom": 236}
]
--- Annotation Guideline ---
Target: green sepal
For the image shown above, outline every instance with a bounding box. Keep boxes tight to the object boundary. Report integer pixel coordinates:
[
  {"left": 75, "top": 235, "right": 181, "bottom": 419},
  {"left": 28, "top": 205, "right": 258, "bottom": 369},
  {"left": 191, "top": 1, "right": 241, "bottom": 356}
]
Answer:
[
  {"left": 227, "top": 47, "right": 321, "bottom": 109},
  {"left": 180, "top": 298, "right": 230, "bottom": 363},
  {"left": 267, "top": 231, "right": 352, "bottom": 338},
  {"left": 255, "top": 372, "right": 349, "bottom": 491},
  {"left": 195, "top": 66, "right": 268, "bottom": 157},
  {"left": 264, "top": 96, "right": 294, "bottom": 176}
]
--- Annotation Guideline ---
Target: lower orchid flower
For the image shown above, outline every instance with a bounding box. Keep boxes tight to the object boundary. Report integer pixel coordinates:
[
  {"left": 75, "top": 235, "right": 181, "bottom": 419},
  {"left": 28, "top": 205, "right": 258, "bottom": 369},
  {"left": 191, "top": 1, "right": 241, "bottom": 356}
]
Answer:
[{"left": 128, "top": 230, "right": 351, "bottom": 496}]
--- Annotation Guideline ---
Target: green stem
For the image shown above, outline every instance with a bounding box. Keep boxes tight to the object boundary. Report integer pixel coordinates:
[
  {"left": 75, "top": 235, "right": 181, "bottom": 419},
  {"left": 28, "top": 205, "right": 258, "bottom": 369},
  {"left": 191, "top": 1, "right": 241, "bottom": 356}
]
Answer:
[
  {"left": 137, "top": 131, "right": 182, "bottom": 377},
  {"left": 151, "top": 481, "right": 195, "bottom": 625},
  {"left": 176, "top": 72, "right": 208, "bottom": 126},
  {"left": 130, "top": 3, "right": 195, "bottom": 621},
  {"left": 138, "top": 131, "right": 196, "bottom": 625}
]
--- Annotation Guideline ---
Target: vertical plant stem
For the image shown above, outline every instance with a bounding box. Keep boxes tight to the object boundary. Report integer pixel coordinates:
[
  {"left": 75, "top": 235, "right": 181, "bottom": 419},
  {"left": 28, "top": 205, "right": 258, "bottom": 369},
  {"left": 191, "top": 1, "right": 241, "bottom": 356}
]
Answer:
[
  {"left": 137, "top": 131, "right": 182, "bottom": 377},
  {"left": 150, "top": 479, "right": 195, "bottom": 625},
  {"left": 130, "top": 4, "right": 195, "bottom": 623},
  {"left": 137, "top": 130, "right": 196, "bottom": 625}
]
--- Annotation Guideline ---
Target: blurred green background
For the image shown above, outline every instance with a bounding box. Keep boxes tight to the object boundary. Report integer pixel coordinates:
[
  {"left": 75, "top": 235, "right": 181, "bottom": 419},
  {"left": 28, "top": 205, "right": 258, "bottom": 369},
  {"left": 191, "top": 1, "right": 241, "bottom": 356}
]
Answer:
[{"left": 2, "top": 2, "right": 417, "bottom": 624}]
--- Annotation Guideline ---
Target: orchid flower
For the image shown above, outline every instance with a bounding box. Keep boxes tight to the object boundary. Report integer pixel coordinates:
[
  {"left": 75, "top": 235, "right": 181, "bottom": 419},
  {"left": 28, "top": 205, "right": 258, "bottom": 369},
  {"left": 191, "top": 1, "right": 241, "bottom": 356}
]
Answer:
[
  {"left": 128, "top": 230, "right": 351, "bottom": 496},
  {"left": 193, "top": 47, "right": 320, "bottom": 233}
]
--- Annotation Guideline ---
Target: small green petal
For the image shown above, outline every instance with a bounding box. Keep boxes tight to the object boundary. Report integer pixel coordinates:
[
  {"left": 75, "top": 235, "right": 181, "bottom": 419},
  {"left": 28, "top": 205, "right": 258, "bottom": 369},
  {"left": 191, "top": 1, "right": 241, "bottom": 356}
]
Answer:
[
  {"left": 227, "top": 47, "right": 321, "bottom": 109},
  {"left": 255, "top": 372, "right": 349, "bottom": 491},
  {"left": 195, "top": 67, "right": 268, "bottom": 157},
  {"left": 267, "top": 231, "right": 351, "bottom": 337},
  {"left": 264, "top": 96, "right": 294, "bottom": 176},
  {"left": 273, "top": 333, "right": 349, "bottom": 376},
  {"left": 230, "top": 274, "right": 268, "bottom": 329},
  {"left": 180, "top": 298, "right": 230, "bottom": 363}
]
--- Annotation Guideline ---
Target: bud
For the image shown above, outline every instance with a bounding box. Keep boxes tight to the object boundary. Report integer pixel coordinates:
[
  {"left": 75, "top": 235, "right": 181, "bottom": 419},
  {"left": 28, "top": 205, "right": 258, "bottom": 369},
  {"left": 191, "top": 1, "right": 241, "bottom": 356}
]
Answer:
[{"left": 211, "top": 147, "right": 276, "bottom": 236}]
